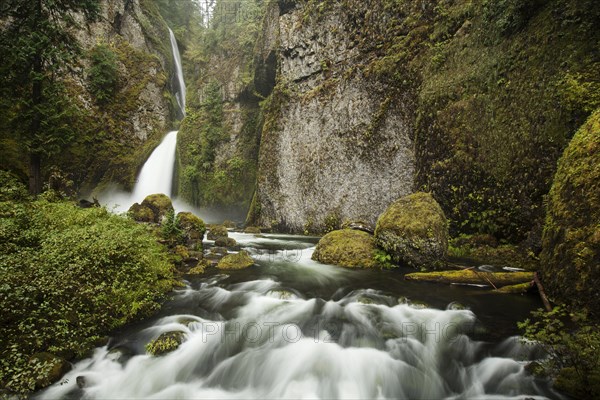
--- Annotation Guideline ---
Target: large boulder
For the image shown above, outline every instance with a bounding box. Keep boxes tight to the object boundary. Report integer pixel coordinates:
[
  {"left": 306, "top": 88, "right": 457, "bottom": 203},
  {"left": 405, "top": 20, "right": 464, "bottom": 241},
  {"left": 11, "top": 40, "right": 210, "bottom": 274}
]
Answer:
[
  {"left": 128, "top": 202, "right": 154, "bottom": 222},
  {"left": 207, "top": 225, "right": 229, "bottom": 240},
  {"left": 177, "top": 212, "right": 206, "bottom": 242},
  {"left": 541, "top": 110, "right": 600, "bottom": 315},
  {"left": 217, "top": 251, "right": 254, "bottom": 270},
  {"left": 375, "top": 192, "right": 448, "bottom": 270},
  {"left": 140, "top": 193, "right": 174, "bottom": 223},
  {"left": 312, "top": 229, "right": 381, "bottom": 268}
]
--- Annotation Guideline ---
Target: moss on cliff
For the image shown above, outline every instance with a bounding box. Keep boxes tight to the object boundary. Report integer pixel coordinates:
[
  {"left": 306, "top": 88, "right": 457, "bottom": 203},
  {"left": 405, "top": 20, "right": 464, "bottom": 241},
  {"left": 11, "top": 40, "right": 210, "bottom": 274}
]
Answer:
[{"left": 540, "top": 109, "right": 600, "bottom": 315}]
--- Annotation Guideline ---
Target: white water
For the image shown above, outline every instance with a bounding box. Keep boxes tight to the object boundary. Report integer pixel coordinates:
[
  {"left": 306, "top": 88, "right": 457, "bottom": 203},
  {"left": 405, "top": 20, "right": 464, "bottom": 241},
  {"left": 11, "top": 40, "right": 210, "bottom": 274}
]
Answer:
[
  {"left": 169, "top": 28, "right": 186, "bottom": 115},
  {"left": 98, "top": 28, "right": 187, "bottom": 213},
  {"left": 40, "top": 234, "right": 560, "bottom": 400}
]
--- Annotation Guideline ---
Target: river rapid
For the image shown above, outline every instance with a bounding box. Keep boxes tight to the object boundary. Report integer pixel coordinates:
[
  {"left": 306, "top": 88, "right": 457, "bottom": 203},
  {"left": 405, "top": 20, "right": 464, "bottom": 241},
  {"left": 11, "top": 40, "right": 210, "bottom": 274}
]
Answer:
[{"left": 40, "top": 232, "right": 561, "bottom": 399}]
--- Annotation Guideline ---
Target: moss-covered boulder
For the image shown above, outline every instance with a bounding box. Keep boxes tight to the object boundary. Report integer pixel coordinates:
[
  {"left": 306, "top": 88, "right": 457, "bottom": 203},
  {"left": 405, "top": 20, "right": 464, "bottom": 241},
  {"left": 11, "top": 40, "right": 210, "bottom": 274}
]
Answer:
[
  {"left": 177, "top": 212, "right": 206, "bottom": 241},
  {"left": 217, "top": 250, "right": 254, "bottom": 270},
  {"left": 375, "top": 192, "right": 448, "bottom": 270},
  {"left": 28, "top": 352, "right": 71, "bottom": 389},
  {"left": 312, "top": 229, "right": 381, "bottom": 268},
  {"left": 215, "top": 236, "right": 237, "bottom": 247},
  {"left": 244, "top": 226, "right": 261, "bottom": 234},
  {"left": 405, "top": 270, "right": 534, "bottom": 287},
  {"left": 140, "top": 193, "right": 174, "bottom": 223},
  {"left": 207, "top": 225, "right": 229, "bottom": 240},
  {"left": 222, "top": 220, "right": 237, "bottom": 228},
  {"left": 146, "top": 331, "right": 185, "bottom": 356},
  {"left": 541, "top": 110, "right": 600, "bottom": 315},
  {"left": 127, "top": 202, "right": 154, "bottom": 222}
]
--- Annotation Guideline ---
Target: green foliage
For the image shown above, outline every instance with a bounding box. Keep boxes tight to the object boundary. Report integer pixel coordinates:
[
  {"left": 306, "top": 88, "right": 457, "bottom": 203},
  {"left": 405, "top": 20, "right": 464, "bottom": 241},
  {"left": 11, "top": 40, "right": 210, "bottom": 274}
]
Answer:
[
  {"left": 373, "top": 249, "right": 395, "bottom": 269},
  {"left": 0, "top": 194, "right": 174, "bottom": 393},
  {"left": 161, "top": 209, "right": 185, "bottom": 245},
  {"left": 145, "top": 331, "right": 185, "bottom": 356},
  {"left": 88, "top": 44, "right": 119, "bottom": 105},
  {"left": 518, "top": 307, "right": 600, "bottom": 398}
]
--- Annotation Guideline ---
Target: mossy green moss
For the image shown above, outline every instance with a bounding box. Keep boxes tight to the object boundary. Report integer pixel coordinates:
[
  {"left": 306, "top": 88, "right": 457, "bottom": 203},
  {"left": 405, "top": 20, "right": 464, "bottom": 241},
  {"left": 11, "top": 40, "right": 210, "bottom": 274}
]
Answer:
[
  {"left": 140, "top": 194, "right": 174, "bottom": 223},
  {"left": 312, "top": 229, "right": 381, "bottom": 269},
  {"left": 214, "top": 237, "right": 237, "bottom": 247},
  {"left": 540, "top": 109, "right": 600, "bottom": 315},
  {"left": 217, "top": 251, "right": 254, "bottom": 270},
  {"left": 177, "top": 211, "right": 206, "bottom": 241},
  {"left": 375, "top": 192, "right": 448, "bottom": 270},
  {"left": 405, "top": 270, "right": 534, "bottom": 287},
  {"left": 128, "top": 203, "right": 154, "bottom": 222},
  {"left": 146, "top": 331, "right": 185, "bottom": 356},
  {"left": 207, "top": 225, "right": 229, "bottom": 240}
]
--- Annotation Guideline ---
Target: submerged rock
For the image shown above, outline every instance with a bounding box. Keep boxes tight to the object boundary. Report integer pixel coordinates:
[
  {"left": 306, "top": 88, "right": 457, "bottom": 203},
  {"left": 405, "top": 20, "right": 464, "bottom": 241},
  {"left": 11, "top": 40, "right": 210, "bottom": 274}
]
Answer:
[
  {"left": 28, "top": 352, "right": 71, "bottom": 389},
  {"left": 146, "top": 331, "right": 185, "bottom": 356},
  {"left": 375, "top": 192, "right": 448, "bottom": 270},
  {"left": 217, "top": 251, "right": 254, "bottom": 270},
  {"left": 541, "top": 110, "right": 600, "bottom": 315},
  {"left": 312, "top": 229, "right": 381, "bottom": 268},
  {"left": 207, "top": 225, "right": 229, "bottom": 240}
]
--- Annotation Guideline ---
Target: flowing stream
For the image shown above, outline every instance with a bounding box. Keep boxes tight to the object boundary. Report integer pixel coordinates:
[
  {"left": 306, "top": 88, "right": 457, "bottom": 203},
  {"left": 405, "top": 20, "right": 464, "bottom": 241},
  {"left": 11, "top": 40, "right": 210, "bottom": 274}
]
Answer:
[{"left": 40, "top": 233, "right": 560, "bottom": 399}]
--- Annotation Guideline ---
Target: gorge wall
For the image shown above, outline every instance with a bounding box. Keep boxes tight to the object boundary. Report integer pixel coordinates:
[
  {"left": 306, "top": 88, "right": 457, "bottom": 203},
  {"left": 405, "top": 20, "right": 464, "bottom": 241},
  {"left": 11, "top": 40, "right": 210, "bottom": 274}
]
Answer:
[{"left": 246, "top": 0, "right": 600, "bottom": 241}]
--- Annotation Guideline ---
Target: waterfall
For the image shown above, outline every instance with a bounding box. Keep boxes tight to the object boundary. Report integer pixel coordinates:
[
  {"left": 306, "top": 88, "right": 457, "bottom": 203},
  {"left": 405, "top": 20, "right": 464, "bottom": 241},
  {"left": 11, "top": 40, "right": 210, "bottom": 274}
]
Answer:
[
  {"left": 99, "top": 28, "right": 186, "bottom": 212},
  {"left": 169, "top": 28, "right": 186, "bottom": 116},
  {"left": 131, "top": 131, "right": 178, "bottom": 202}
]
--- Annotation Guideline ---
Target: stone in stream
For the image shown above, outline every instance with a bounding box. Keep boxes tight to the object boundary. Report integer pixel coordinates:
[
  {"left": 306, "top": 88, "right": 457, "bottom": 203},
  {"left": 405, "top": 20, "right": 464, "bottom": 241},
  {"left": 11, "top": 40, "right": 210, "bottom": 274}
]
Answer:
[
  {"left": 140, "top": 193, "right": 174, "bottom": 223},
  {"left": 207, "top": 225, "right": 229, "bottom": 240},
  {"left": 177, "top": 212, "right": 206, "bottom": 242},
  {"left": 217, "top": 251, "right": 254, "bottom": 270},
  {"left": 375, "top": 192, "right": 448, "bottom": 270},
  {"left": 312, "top": 229, "right": 382, "bottom": 268},
  {"left": 146, "top": 331, "right": 186, "bottom": 356}
]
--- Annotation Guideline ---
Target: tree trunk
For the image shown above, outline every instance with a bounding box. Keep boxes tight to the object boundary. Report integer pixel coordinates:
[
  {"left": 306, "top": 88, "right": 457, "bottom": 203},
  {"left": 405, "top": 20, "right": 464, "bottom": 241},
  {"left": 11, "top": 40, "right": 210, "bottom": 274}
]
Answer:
[{"left": 28, "top": 153, "right": 42, "bottom": 195}]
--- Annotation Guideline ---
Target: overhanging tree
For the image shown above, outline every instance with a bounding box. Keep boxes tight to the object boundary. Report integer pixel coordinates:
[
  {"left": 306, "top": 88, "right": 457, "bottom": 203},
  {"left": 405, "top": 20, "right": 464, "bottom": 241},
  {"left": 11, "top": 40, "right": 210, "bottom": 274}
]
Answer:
[{"left": 0, "top": 0, "right": 100, "bottom": 194}]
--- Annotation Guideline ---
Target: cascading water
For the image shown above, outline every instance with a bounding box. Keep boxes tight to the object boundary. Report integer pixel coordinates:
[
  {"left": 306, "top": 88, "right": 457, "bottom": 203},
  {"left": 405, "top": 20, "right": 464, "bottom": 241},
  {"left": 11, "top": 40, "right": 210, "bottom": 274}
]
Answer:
[
  {"left": 169, "top": 28, "right": 186, "bottom": 116},
  {"left": 40, "top": 233, "right": 561, "bottom": 400},
  {"left": 99, "top": 28, "right": 186, "bottom": 212}
]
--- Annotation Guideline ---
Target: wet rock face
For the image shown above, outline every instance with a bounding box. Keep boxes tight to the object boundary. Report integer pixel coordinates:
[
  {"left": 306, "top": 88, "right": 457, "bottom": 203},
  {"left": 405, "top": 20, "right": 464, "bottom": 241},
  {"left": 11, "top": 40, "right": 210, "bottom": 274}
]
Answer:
[
  {"left": 254, "top": 3, "right": 415, "bottom": 233},
  {"left": 375, "top": 192, "right": 448, "bottom": 270}
]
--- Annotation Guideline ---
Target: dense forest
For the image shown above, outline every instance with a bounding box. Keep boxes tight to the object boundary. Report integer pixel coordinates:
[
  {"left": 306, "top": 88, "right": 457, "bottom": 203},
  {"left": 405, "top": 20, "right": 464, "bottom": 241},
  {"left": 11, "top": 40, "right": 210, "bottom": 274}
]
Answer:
[{"left": 1, "top": 0, "right": 599, "bottom": 398}]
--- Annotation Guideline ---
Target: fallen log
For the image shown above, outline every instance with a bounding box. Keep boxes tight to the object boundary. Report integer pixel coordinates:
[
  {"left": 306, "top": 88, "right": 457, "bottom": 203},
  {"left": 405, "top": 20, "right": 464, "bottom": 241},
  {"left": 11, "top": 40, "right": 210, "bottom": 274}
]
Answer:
[
  {"left": 493, "top": 281, "right": 535, "bottom": 294},
  {"left": 404, "top": 270, "right": 534, "bottom": 288},
  {"left": 534, "top": 272, "right": 553, "bottom": 311}
]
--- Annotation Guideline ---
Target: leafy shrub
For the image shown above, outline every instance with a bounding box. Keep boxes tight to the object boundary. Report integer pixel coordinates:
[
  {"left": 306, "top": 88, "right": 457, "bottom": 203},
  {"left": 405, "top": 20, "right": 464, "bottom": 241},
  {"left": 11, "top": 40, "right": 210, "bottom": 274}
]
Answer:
[
  {"left": 0, "top": 197, "right": 174, "bottom": 393},
  {"left": 518, "top": 307, "right": 600, "bottom": 398},
  {"left": 88, "top": 44, "right": 119, "bottom": 105}
]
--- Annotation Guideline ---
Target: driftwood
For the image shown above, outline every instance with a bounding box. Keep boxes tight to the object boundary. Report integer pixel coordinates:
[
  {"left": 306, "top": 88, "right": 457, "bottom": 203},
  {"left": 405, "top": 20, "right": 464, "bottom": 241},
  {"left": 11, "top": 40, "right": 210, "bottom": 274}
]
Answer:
[
  {"left": 534, "top": 272, "right": 553, "bottom": 311},
  {"left": 405, "top": 270, "right": 534, "bottom": 288}
]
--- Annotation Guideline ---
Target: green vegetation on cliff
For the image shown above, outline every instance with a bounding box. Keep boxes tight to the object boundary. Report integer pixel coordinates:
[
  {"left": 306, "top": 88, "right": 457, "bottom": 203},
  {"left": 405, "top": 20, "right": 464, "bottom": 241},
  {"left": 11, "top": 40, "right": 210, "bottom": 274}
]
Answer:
[{"left": 0, "top": 174, "right": 175, "bottom": 393}]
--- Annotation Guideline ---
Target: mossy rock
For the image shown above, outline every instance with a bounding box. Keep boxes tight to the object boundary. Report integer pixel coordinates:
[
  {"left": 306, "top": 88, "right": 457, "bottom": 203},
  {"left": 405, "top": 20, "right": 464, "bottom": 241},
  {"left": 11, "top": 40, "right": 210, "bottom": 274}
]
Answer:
[
  {"left": 244, "top": 226, "right": 261, "bottom": 234},
  {"left": 215, "top": 237, "right": 237, "bottom": 247},
  {"left": 207, "top": 225, "right": 229, "bottom": 240},
  {"left": 217, "top": 250, "right": 254, "bottom": 270},
  {"left": 177, "top": 211, "right": 206, "bottom": 241},
  {"left": 173, "top": 245, "right": 189, "bottom": 260},
  {"left": 375, "top": 192, "right": 448, "bottom": 270},
  {"left": 146, "top": 331, "right": 185, "bottom": 356},
  {"left": 28, "top": 352, "right": 71, "bottom": 389},
  {"left": 127, "top": 202, "right": 154, "bottom": 223},
  {"left": 222, "top": 220, "right": 237, "bottom": 228},
  {"left": 311, "top": 229, "right": 381, "bottom": 268},
  {"left": 140, "top": 193, "right": 174, "bottom": 223},
  {"left": 541, "top": 110, "right": 600, "bottom": 316},
  {"left": 187, "top": 265, "right": 205, "bottom": 275}
]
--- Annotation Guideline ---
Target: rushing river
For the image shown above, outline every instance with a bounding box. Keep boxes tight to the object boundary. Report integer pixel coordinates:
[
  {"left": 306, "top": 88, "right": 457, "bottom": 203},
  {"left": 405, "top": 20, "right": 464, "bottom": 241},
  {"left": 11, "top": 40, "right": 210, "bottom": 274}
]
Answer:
[{"left": 40, "top": 232, "right": 561, "bottom": 399}]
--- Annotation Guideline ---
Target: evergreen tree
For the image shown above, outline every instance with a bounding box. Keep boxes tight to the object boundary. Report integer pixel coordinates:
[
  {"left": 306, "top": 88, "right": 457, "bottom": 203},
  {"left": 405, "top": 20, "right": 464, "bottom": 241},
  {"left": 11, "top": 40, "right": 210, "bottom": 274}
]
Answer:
[{"left": 0, "top": 0, "right": 100, "bottom": 194}]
